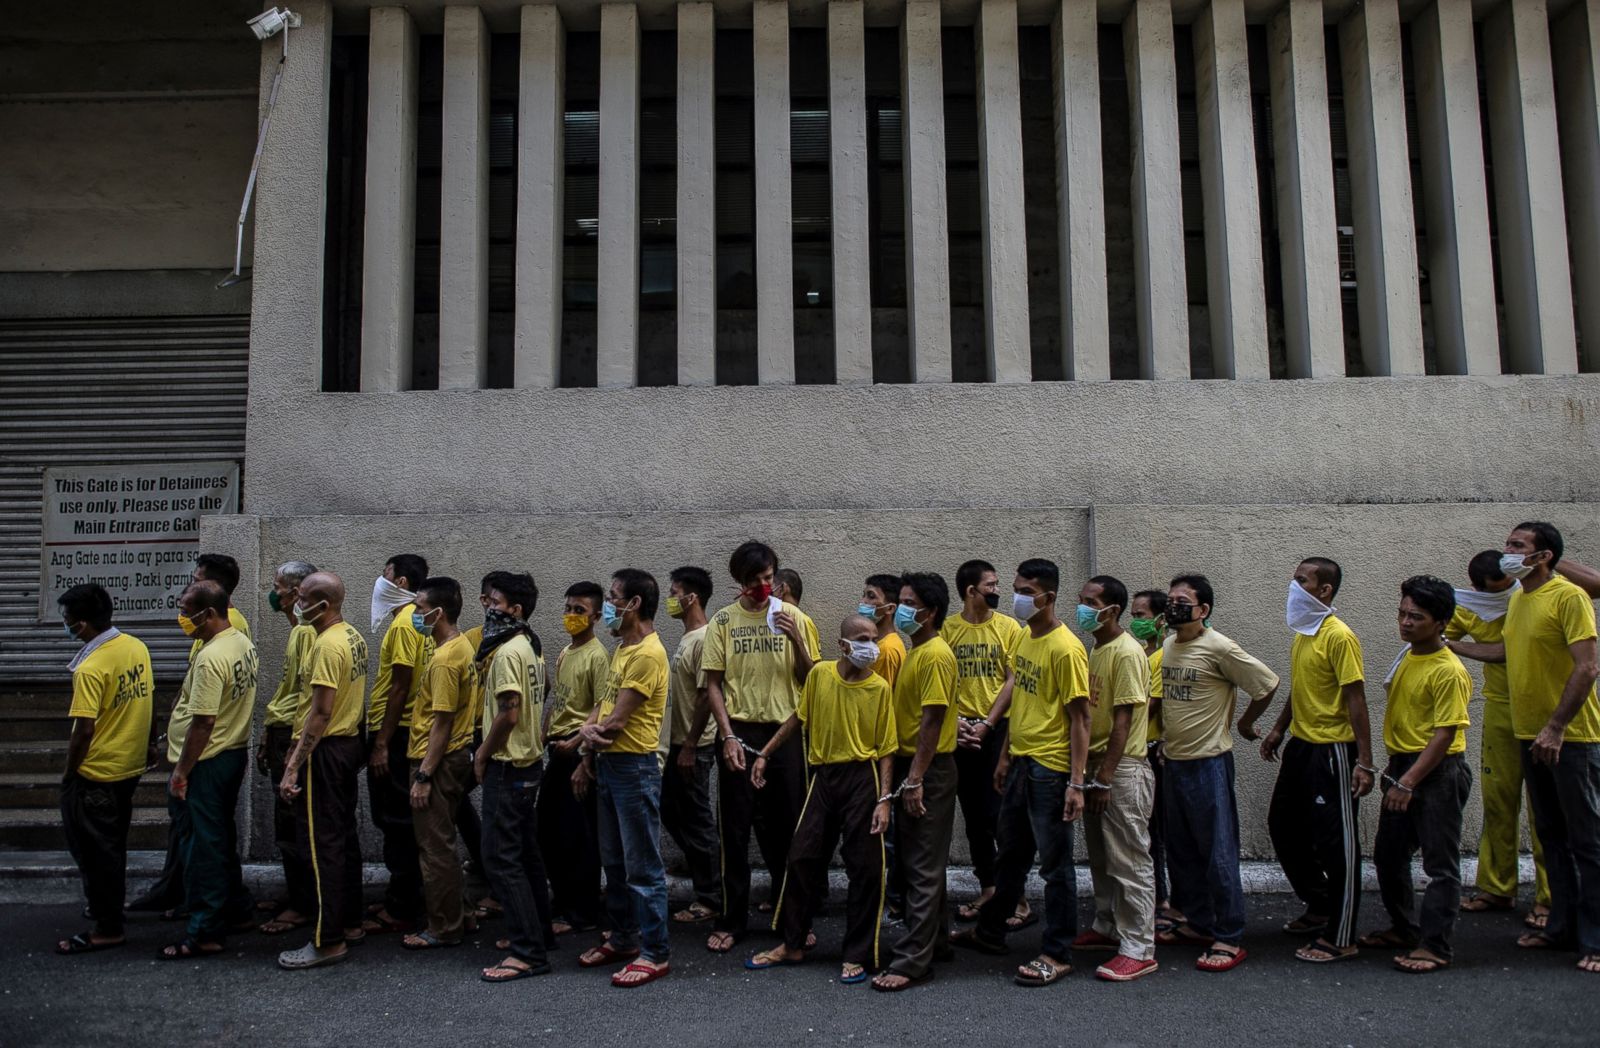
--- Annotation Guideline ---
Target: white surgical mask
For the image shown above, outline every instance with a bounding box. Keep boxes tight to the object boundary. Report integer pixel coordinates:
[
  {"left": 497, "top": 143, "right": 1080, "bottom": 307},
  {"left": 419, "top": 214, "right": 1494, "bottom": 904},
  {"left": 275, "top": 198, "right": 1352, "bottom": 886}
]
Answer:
[
  {"left": 1286, "top": 580, "right": 1335, "bottom": 636},
  {"left": 845, "top": 639, "right": 880, "bottom": 668},
  {"left": 372, "top": 575, "right": 416, "bottom": 632},
  {"left": 1499, "top": 552, "right": 1536, "bottom": 581},
  {"left": 1012, "top": 592, "right": 1040, "bottom": 621}
]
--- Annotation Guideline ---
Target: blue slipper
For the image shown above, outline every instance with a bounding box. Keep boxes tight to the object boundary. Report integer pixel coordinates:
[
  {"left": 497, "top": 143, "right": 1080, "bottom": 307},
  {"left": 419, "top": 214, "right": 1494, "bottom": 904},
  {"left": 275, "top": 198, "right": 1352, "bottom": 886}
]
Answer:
[
  {"left": 840, "top": 966, "right": 869, "bottom": 985},
  {"left": 745, "top": 950, "right": 800, "bottom": 970}
]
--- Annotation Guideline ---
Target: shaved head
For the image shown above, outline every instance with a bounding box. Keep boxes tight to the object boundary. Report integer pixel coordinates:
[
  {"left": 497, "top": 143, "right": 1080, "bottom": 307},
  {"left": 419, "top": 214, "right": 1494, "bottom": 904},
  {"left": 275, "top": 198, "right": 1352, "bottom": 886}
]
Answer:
[
  {"left": 299, "top": 571, "right": 345, "bottom": 608},
  {"left": 841, "top": 613, "right": 876, "bottom": 640}
]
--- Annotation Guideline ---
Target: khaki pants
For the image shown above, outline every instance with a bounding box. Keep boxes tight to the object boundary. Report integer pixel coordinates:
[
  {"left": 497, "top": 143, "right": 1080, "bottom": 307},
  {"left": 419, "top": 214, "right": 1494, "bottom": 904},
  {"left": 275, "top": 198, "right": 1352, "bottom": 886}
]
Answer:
[
  {"left": 411, "top": 748, "right": 471, "bottom": 940},
  {"left": 1084, "top": 755, "right": 1157, "bottom": 960}
]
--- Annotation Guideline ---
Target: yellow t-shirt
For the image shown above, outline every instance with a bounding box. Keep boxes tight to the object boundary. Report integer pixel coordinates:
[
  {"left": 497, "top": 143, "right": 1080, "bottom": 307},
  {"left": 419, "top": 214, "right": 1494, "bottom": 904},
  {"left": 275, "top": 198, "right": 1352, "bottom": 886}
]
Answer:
[
  {"left": 547, "top": 637, "right": 611, "bottom": 738},
  {"left": 892, "top": 636, "right": 959, "bottom": 757},
  {"left": 1288, "top": 614, "right": 1364, "bottom": 745},
  {"left": 1160, "top": 628, "right": 1280, "bottom": 761},
  {"left": 481, "top": 633, "right": 545, "bottom": 766},
  {"left": 941, "top": 612, "right": 1024, "bottom": 719},
  {"left": 702, "top": 600, "right": 821, "bottom": 724},
  {"left": 872, "top": 631, "right": 907, "bottom": 688},
  {"left": 264, "top": 624, "right": 317, "bottom": 728},
  {"left": 669, "top": 625, "right": 716, "bottom": 747},
  {"left": 596, "top": 632, "right": 670, "bottom": 756},
  {"left": 1445, "top": 607, "right": 1508, "bottom": 703},
  {"left": 799, "top": 660, "right": 896, "bottom": 765},
  {"left": 462, "top": 625, "right": 483, "bottom": 651},
  {"left": 189, "top": 606, "right": 251, "bottom": 661},
  {"left": 408, "top": 632, "right": 478, "bottom": 760},
  {"left": 1505, "top": 577, "right": 1600, "bottom": 742},
  {"left": 301, "top": 621, "right": 368, "bottom": 738},
  {"left": 168, "top": 628, "right": 257, "bottom": 764},
  {"left": 369, "top": 604, "right": 434, "bottom": 733},
  {"left": 1384, "top": 646, "right": 1471, "bottom": 755},
  {"left": 69, "top": 632, "right": 154, "bottom": 783},
  {"left": 1088, "top": 630, "right": 1151, "bottom": 756},
  {"left": 1008, "top": 624, "right": 1091, "bottom": 773},
  {"left": 1147, "top": 648, "right": 1165, "bottom": 742}
]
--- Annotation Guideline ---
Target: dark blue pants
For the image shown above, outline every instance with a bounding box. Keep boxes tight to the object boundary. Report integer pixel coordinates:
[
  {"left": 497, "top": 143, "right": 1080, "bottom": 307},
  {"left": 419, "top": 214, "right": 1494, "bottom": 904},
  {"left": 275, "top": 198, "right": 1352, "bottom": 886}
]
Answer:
[
  {"left": 1523, "top": 741, "right": 1600, "bottom": 954},
  {"left": 978, "top": 756, "right": 1077, "bottom": 960},
  {"left": 596, "top": 752, "right": 669, "bottom": 962},
  {"left": 170, "top": 747, "right": 250, "bottom": 941},
  {"left": 481, "top": 759, "right": 554, "bottom": 966},
  {"left": 1164, "top": 751, "right": 1246, "bottom": 945}
]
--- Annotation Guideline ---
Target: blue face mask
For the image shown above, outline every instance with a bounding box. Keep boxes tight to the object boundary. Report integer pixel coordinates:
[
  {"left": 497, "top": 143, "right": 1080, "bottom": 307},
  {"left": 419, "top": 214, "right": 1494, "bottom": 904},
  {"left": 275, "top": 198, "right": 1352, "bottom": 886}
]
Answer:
[
  {"left": 64, "top": 621, "right": 79, "bottom": 641},
  {"left": 894, "top": 603, "right": 923, "bottom": 634},
  {"left": 857, "top": 602, "right": 880, "bottom": 620},
  {"left": 600, "top": 600, "right": 624, "bottom": 633},
  {"left": 411, "top": 609, "right": 437, "bottom": 634},
  {"left": 1076, "top": 603, "right": 1106, "bottom": 632}
]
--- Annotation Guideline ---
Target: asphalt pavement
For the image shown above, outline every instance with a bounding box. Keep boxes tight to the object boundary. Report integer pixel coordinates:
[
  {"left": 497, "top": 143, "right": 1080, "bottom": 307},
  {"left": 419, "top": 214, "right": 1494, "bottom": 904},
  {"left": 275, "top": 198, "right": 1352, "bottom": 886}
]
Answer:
[{"left": 4, "top": 889, "right": 1597, "bottom": 1047}]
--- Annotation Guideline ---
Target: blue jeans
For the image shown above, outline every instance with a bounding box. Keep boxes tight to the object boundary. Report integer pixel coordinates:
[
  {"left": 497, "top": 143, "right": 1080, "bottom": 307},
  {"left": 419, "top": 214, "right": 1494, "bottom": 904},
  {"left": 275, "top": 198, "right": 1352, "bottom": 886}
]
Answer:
[
  {"left": 1522, "top": 741, "right": 1600, "bottom": 954},
  {"left": 1164, "top": 751, "right": 1246, "bottom": 945},
  {"left": 978, "top": 756, "right": 1077, "bottom": 960},
  {"left": 596, "top": 752, "right": 669, "bottom": 961}
]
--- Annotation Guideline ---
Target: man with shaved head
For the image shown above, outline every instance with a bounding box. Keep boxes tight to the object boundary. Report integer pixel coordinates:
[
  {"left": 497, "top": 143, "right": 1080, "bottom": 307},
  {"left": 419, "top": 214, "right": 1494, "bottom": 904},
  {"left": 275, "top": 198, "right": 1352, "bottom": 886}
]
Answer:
[{"left": 276, "top": 572, "right": 371, "bottom": 970}]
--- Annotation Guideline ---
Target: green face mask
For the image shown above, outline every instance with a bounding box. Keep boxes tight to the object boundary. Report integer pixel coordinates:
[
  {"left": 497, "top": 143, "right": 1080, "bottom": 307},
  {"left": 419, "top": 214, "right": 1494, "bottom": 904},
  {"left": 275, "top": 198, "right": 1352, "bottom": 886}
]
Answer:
[
  {"left": 1128, "top": 617, "right": 1163, "bottom": 642},
  {"left": 268, "top": 591, "right": 283, "bottom": 613}
]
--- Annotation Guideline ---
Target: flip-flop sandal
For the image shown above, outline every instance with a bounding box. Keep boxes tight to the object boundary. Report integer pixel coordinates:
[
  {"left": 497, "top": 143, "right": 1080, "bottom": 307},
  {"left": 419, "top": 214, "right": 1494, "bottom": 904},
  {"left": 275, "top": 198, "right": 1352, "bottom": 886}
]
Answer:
[
  {"left": 705, "top": 932, "right": 739, "bottom": 954},
  {"left": 1156, "top": 925, "right": 1215, "bottom": 947},
  {"left": 611, "top": 961, "right": 670, "bottom": 987},
  {"left": 1518, "top": 931, "right": 1561, "bottom": 950},
  {"left": 1525, "top": 910, "right": 1551, "bottom": 930},
  {"left": 401, "top": 931, "right": 462, "bottom": 950},
  {"left": 1578, "top": 954, "right": 1600, "bottom": 974},
  {"left": 840, "top": 965, "right": 869, "bottom": 985},
  {"left": 949, "top": 928, "right": 1009, "bottom": 956},
  {"left": 1014, "top": 958, "right": 1071, "bottom": 986},
  {"left": 956, "top": 900, "right": 986, "bottom": 922},
  {"left": 56, "top": 932, "right": 124, "bottom": 955},
  {"left": 157, "top": 938, "right": 224, "bottom": 961},
  {"left": 579, "top": 943, "right": 641, "bottom": 968},
  {"left": 1393, "top": 950, "right": 1450, "bottom": 973},
  {"left": 1282, "top": 914, "right": 1328, "bottom": 935},
  {"left": 672, "top": 903, "right": 715, "bottom": 923},
  {"left": 871, "top": 968, "right": 934, "bottom": 992},
  {"left": 1296, "top": 941, "right": 1358, "bottom": 963},
  {"left": 1006, "top": 908, "right": 1038, "bottom": 931},
  {"left": 745, "top": 949, "right": 802, "bottom": 970},
  {"left": 1358, "top": 929, "right": 1418, "bottom": 949},
  {"left": 344, "top": 928, "right": 367, "bottom": 946},
  {"left": 259, "top": 914, "right": 311, "bottom": 935},
  {"left": 1459, "top": 895, "right": 1514, "bottom": 913},
  {"left": 1154, "top": 914, "right": 1182, "bottom": 935},
  {"left": 1195, "top": 946, "right": 1247, "bottom": 972},
  {"left": 278, "top": 943, "right": 349, "bottom": 970},
  {"left": 482, "top": 959, "right": 552, "bottom": 982}
]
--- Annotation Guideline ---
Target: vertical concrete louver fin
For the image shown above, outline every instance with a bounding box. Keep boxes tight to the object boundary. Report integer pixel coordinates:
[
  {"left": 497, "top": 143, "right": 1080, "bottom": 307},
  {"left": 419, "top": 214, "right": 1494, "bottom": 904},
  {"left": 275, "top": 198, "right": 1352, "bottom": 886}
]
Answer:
[
  {"left": 515, "top": 5, "right": 565, "bottom": 389},
  {"left": 439, "top": 6, "right": 490, "bottom": 390},
  {"left": 1194, "top": 0, "right": 1267, "bottom": 380},
  {"left": 976, "top": 0, "right": 1032, "bottom": 384},
  {"left": 360, "top": 7, "right": 419, "bottom": 391},
  {"left": 1411, "top": 0, "right": 1499, "bottom": 376},
  {"left": 829, "top": 0, "right": 873, "bottom": 386},
  {"left": 250, "top": 0, "right": 330, "bottom": 393},
  {"left": 1554, "top": 0, "right": 1600, "bottom": 372},
  {"left": 754, "top": 0, "right": 796, "bottom": 384},
  {"left": 1124, "top": 0, "right": 1189, "bottom": 379},
  {"left": 677, "top": 2, "right": 717, "bottom": 386},
  {"left": 1340, "top": 0, "right": 1425, "bottom": 377},
  {"left": 1268, "top": 0, "right": 1343, "bottom": 378},
  {"left": 1486, "top": 0, "right": 1578, "bottom": 375},
  {"left": 597, "top": 3, "right": 641, "bottom": 388},
  {"left": 901, "top": 0, "right": 953, "bottom": 383},
  {"left": 1052, "top": 0, "right": 1107, "bottom": 382}
]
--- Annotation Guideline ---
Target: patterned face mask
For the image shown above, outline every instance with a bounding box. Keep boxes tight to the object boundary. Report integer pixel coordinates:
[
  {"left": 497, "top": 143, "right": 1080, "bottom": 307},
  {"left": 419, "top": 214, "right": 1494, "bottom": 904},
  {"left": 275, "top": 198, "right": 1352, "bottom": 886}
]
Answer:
[{"left": 483, "top": 606, "right": 521, "bottom": 640}]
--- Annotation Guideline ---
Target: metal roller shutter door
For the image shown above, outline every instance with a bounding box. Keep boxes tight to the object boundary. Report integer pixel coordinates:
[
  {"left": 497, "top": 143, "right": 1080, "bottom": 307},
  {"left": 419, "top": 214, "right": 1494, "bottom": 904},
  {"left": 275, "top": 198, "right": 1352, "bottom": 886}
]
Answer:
[{"left": 0, "top": 316, "right": 248, "bottom": 686}]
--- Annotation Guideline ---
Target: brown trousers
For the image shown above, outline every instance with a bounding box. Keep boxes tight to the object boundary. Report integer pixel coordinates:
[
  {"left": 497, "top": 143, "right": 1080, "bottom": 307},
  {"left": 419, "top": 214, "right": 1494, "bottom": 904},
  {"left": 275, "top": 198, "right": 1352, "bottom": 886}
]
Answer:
[
  {"left": 773, "top": 761, "right": 887, "bottom": 967},
  {"left": 411, "top": 748, "right": 471, "bottom": 939}
]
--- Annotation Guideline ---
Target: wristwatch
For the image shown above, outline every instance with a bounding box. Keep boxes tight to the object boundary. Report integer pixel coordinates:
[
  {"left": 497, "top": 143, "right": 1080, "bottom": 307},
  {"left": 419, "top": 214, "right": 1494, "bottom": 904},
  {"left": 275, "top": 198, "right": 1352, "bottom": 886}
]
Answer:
[{"left": 413, "top": 769, "right": 432, "bottom": 784}]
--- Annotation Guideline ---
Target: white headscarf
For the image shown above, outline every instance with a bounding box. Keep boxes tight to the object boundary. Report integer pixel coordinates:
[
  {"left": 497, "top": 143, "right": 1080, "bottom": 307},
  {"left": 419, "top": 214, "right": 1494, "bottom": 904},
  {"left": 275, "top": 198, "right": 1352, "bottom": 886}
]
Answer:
[
  {"left": 1286, "top": 580, "right": 1336, "bottom": 636},
  {"left": 371, "top": 575, "right": 416, "bottom": 632},
  {"left": 1452, "top": 582, "right": 1520, "bottom": 623}
]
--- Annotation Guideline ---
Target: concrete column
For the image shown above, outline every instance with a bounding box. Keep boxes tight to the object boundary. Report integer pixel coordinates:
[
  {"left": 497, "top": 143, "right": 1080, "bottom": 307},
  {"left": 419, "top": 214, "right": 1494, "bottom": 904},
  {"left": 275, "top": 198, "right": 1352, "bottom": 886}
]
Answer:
[
  {"left": 1052, "top": 0, "right": 1107, "bottom": 382},
  {"left": 247, "top": 0, "right": 330, "bottom": 393},
  {"left": 360, "top": 7, "right": 419, "bottom": 391},
  {"left": 1554, "top": 0, "right": 1600, "bottom": 371},
  {"left": 753, "top": 1, "right": 795, "bottom": 384},
  {"left": 515, "top": 5, "right": 564, "bottom": 389},
  {"left": 1124, "top": 0, "right": 1189, "bottom": 379},
  {"left": 1268, "top": 0, "right": 1343, "bottom": 378},
  {"left": 439, "top": 6, "right": 490, "bottom": 389},
  {"left": 976, "top": 0, "right": 1032, "bottom": 383},
  {"left": 597, "top": 4, "right": 640, "bottom": 388},
  {"left": 1411, "top": 0, "right": 1499, "bottom": 375},
  {"left": 1339, "top": 0, "right": 1424, "bottom": 376},
  {"left": 677, "top": 3, "right": 716, "bottom": 386},
  {"left": 1486, "top": 0, "right": 1578, "bottom": 374},
  {"left": 901, "top": 0, "right": 952, "bottom": 383},
  {"left": 829, "top": 0, "right": 873, "bottom": 385},
  {"left": 1193, "top": 0, "right": 1267, "bottom": 379}
]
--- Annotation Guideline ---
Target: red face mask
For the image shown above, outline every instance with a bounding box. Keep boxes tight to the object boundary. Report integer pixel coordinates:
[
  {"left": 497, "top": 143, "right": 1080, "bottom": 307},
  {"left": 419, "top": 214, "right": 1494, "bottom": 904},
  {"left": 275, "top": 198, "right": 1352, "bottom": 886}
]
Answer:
[{"left": 744, "top": 581, "right": 773, "bottom": 604}]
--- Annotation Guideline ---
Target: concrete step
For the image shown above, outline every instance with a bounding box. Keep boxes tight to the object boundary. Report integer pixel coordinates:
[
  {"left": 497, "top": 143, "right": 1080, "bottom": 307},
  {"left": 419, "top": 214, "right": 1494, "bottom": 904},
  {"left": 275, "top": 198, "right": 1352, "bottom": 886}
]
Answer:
[
  {"left": 0, "top": 709, "right": 72, "bottom": 743},
  {"left": 0, "top": 740, "right": 70, "bottom": 776},
  {"left": 0, "top": 806, "right": 168, "bottom": 851},
  {"left": 0, "top": 772, "right": 167, "bottom": 809}
]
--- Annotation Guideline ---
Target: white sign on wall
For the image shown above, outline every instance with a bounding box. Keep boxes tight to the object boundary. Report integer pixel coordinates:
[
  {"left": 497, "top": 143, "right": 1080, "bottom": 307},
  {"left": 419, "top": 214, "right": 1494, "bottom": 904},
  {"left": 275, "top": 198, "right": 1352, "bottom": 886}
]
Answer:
[{"left": 38, "top": 462, "right": 241, "bottom": 620}]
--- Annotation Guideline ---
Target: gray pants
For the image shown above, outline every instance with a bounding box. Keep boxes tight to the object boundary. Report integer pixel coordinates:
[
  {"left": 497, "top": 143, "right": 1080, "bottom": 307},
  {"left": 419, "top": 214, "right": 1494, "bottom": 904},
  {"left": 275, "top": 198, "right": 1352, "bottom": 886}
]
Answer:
[
  {"left": 1375, "top": 752, "right": 1472, "bottom": 958},
  {"left": 887, "top": 753, "right": 957, "bottom": 978},
  {"left": 1085, "top": 755, "right": 1157, "bottom": 960}
]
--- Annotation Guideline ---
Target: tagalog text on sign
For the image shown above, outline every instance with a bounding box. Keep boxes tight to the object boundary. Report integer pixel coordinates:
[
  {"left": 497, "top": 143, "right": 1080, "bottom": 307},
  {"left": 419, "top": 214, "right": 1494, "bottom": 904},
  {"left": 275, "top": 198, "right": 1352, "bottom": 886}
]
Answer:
[{"left": 38, "top": 462, "right": 241, "bottom": 620}]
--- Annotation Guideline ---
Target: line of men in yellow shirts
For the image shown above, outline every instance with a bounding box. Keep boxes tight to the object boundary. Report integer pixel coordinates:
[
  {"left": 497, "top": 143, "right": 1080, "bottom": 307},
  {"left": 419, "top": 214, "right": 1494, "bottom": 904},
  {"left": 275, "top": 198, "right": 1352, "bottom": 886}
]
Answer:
[{"left": 50, "top": 521, "right": 1600, "bottom": 983}]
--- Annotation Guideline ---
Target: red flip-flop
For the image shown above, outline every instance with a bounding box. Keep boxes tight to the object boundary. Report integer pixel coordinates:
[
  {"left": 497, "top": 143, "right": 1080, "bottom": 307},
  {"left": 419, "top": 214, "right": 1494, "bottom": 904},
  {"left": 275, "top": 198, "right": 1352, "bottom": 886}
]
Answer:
[
  {"left": 579, "top": 942, "right": 641, "bottom": 968},
  {"left": 1195, "top": 946, "right": 1247, "bottom": 972},
  {"left": 611, "top": 960, "right": 670, "bottom": 987}
]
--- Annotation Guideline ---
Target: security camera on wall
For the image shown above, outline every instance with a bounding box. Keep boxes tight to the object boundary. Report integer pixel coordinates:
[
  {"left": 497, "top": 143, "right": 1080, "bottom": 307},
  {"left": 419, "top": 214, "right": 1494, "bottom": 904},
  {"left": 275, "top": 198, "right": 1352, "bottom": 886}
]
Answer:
[{"left": 248, "top": 7, "right": 302, "bottom": 41}]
